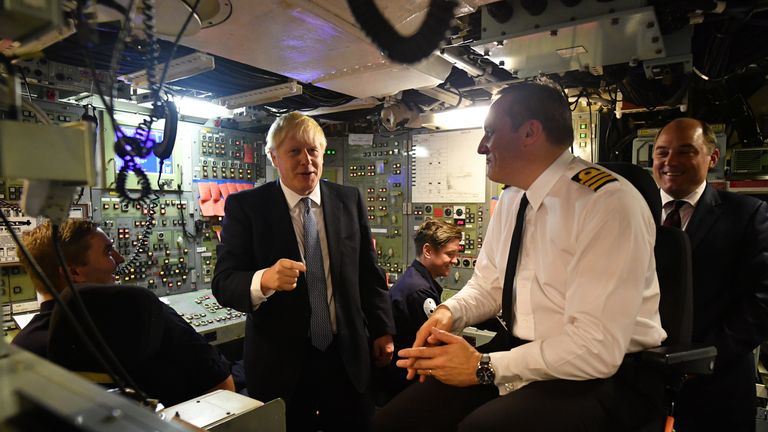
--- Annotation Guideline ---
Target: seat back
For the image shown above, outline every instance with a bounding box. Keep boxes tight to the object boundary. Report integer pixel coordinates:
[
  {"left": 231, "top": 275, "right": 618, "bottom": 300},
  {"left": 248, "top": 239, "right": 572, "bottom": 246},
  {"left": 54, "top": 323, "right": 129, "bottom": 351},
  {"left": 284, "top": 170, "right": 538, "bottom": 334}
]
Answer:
[
  {"left": 654, "top": 225, "right": 694, "bottom": 346},
  {"left": 598, "top": 162, "right": 662, "bottom": 222},
  {"left": 48, "top": 283, "right": 165, "bottom": 374},
  {"left": 597, "top": 162, "right": 692, "bottom": 346}
]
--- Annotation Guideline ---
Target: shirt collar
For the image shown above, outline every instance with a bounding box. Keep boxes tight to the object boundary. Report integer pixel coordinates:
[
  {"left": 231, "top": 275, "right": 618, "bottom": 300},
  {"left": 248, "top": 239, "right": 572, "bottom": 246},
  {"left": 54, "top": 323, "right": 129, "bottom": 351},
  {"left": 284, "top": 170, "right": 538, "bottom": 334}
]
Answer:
[
  {"left": 411, "top": 259, "right": 442, "bottom": 291},
  {"left": 523, "top": 149, "right": 574, "bottom": 212},
  {"left": 279, "top": 179, "right": 322, "bottom": 210},
  {"left": 39, "top": 299, "right": 56, "bottom": 312},
  {"left": 660, "top": 181, "right": 707, "bottom": 208}
]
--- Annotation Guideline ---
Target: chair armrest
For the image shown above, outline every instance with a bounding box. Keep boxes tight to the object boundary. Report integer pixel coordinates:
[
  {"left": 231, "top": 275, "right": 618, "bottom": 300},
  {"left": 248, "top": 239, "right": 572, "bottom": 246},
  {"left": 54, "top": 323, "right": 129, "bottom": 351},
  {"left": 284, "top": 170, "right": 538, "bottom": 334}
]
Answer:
[{"left": 640, "top": 344, "right": 717, "bottom": 375}]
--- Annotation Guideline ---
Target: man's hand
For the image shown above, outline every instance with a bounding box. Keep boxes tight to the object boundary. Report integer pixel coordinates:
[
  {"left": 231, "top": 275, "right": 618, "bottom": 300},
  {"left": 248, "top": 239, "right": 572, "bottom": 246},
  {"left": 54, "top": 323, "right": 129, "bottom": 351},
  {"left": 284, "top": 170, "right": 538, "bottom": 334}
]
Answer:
[
  {"left": 403, "top": 305, "right": 453, "bottom": 380},
  {"left": 371, "top": 334, "right": 394, "bottom": 367},
  {"left": 260, "top": 259, "right": 306, "bottom": 293},
  {"left": 397, "top": 327, "right": 482, "bottom": 387}
]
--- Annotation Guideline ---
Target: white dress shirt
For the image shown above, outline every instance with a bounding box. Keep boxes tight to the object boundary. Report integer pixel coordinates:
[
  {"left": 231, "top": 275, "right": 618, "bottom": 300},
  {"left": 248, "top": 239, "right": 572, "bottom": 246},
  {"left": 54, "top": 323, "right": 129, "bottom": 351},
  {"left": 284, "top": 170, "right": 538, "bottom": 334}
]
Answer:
[
  {"left": 660, "top": 181, "right": 707, "bottom": 230},
  {"left": 443, "top": 150, "right": 666, "bottom": 395},
  {"left": 248, "top": 181, "right": 337, "bottom": 332}
]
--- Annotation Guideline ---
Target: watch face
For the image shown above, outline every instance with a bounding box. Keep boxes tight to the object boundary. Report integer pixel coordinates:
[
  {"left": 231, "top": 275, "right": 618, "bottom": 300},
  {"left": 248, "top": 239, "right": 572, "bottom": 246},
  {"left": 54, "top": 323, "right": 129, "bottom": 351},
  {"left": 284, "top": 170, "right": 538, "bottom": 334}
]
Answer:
[{"left": 476, "top": 366, "right": 494, "bottom": 385}]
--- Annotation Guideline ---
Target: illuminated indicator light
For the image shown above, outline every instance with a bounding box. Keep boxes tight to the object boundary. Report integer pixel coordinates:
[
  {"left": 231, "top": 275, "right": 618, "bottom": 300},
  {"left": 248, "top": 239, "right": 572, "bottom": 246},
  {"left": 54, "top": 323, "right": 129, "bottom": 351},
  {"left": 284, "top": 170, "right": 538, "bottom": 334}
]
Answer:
[
  {"left": 579, "top": 133, "right": 587, "bottom": 139},
  {"left": 579, "top": 124, "right": 587, "bottom": 129}
]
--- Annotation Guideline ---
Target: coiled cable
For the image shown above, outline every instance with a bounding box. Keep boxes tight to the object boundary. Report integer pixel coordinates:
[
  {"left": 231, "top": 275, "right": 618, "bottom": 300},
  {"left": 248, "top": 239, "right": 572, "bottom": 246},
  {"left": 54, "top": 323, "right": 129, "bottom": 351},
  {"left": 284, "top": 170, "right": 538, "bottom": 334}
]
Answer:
[{"left": 347, "top": 0, "right": 458, "bottom": 64}]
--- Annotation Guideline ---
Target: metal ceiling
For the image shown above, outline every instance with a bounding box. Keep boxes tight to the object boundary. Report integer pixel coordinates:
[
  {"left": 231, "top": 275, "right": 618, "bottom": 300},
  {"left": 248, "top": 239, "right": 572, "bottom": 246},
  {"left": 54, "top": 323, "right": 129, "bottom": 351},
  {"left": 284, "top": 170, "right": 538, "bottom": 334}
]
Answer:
[{"left": 171, "top": 0, "right": 481, "bottom": 98}]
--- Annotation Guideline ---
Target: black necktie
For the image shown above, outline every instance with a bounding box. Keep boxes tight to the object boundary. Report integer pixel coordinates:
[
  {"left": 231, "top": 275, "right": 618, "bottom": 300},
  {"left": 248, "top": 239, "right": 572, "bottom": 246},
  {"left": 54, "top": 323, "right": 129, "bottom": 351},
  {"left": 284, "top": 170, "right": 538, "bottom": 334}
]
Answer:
[
  {"left": 663, "top": 200, "right": 686, "bottom": 229},
  {"left": 501, "top": 194, "right": 529, "bottom": 333}
]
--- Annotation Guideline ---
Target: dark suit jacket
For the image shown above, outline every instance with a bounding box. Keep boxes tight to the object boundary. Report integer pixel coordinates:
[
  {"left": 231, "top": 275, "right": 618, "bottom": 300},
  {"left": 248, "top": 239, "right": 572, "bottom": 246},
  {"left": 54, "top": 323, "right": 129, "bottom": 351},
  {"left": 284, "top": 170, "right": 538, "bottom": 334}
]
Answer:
[
  {"left": 676, "top": 184, "right": 768, "bottom": 431},
  {"left": 380, "top": 260, "right": 442, "bottom": 400},
  {"left": 212, "top": 180, "right": 395, "bottom": 402}
]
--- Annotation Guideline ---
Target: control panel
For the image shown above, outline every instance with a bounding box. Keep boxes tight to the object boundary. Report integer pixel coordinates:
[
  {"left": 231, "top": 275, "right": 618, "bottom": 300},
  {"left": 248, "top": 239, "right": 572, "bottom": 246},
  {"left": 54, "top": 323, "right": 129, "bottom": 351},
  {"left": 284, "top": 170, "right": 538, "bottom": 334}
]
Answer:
[
  {"left": 1, "top": 266, "right": 36, "bottom": 305},
  {"left": 92, "top": 190, "right": 197, "bottom": 296},
  {"left": 194, "top": 126, "right": 266, "bottom": 182},
  {"left": 18, "top": 99, "right": 89, "bottom": 125},
  {"left": 344, "top": 134, "right": 409, "bottom": 282},
  {"left": 572, "top": 111, "right": 600, "bottom": 163},
  {"left": 0, "top": 207, "right": 36, "bottom": 265},
  {"left": 160, "top": 289, "right": 246, "bottom": 345},
  {"left": 412, "top": 201, "right": 491, "bottom": 297}
]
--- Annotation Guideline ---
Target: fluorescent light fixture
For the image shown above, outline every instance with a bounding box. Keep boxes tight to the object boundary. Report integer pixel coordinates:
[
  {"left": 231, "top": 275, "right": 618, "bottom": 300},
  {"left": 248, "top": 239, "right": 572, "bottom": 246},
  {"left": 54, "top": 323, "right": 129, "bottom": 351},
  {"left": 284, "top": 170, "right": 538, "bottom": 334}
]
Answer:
[
  {"left": 302, "top": 97, "right": 381, "bottom": 116},
  {"left": 214, "top": 81, "right": 303, "bottom": 109},
  {"left": 420, "top": 105, "right": 490, "bottom": 130},
  {"left": 175, "top": 96, "right": 232, "bottom": 119},
  {"left": 120, "top": 52, "right": 215, "bottom": 88},
  {"left": 436, "top": 50, "right": 485, "bottom": 77},
  {"left": 419, "top": 86, "right": 473, "bottom": 108}
]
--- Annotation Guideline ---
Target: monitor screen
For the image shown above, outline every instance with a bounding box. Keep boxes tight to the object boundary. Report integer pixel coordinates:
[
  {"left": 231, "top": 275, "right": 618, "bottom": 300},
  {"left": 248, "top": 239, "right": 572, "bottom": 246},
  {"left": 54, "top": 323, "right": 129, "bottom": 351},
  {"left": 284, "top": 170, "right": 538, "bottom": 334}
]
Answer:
[{"left": 114, "top": 126, "right": 173, "bottom": 175}]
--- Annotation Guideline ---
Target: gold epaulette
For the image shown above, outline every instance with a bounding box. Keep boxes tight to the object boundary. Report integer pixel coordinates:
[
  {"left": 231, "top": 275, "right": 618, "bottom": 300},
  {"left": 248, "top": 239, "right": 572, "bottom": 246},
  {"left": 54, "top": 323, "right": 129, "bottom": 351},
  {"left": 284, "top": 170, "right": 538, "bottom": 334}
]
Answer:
[{"left": 571, "top": 167, "right": 617, "bottom": 192}]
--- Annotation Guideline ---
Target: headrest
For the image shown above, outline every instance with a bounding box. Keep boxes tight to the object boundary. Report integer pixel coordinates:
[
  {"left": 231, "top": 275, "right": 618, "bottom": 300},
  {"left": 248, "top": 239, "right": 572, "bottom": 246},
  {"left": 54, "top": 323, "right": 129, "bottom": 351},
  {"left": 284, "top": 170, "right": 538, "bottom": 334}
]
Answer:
[
  {"left": 48, "top": 284, "right": 165, "bottom": 373},
  {"left": 598, "top": 162, "right": 661, "bottom": 222}
]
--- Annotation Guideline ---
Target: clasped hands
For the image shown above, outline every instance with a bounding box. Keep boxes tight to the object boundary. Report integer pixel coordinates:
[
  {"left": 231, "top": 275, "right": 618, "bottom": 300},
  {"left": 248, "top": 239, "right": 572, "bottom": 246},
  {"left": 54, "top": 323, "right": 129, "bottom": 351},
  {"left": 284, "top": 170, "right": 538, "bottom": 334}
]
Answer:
[{"left": 397, "top": 306, "right": 482, "bottom": 387}]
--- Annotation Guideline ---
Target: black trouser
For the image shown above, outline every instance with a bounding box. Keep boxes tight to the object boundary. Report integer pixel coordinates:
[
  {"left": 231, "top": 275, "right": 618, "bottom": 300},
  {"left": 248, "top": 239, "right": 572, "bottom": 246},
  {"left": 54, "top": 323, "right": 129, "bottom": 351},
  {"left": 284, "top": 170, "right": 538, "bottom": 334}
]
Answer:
[
  {"left": 373, "top": 354, "right": 665, "bottom": 432},
  {"left": 287, "top": 339, "right": 374, "bottom": 432}
]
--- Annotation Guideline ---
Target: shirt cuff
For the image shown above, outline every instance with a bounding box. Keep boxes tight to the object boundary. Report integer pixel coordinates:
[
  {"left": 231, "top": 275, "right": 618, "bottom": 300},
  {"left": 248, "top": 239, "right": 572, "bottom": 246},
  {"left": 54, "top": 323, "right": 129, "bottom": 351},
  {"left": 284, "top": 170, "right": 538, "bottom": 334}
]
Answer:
[
  {"left": 250, "top": 269, "right": 275, "bottom": 310},
  {"left": 489, "top": 349, "right": 533, "bottom": 395},
  {"left": 441, "top": 300, "right": 467, "bottom": 333}
]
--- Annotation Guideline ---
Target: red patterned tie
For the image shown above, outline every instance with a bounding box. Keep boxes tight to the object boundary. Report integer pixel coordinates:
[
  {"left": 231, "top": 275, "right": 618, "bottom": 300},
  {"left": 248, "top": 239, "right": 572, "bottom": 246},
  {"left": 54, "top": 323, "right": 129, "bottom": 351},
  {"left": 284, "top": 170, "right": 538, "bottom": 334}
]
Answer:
[{"left": 663, "top": 200, "right": 686, "bottom": 229}]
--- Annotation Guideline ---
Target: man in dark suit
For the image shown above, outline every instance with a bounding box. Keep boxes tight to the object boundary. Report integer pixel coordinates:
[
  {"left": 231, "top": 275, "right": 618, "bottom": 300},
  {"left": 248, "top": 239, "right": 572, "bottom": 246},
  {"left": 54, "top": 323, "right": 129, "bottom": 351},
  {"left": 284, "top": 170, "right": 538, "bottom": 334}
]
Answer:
[
  {"left": 212, "top": 112, "right": 395, "bottom": 431},
  {"left": 653, "top": 118, "right": 768, "bottom": 431}
]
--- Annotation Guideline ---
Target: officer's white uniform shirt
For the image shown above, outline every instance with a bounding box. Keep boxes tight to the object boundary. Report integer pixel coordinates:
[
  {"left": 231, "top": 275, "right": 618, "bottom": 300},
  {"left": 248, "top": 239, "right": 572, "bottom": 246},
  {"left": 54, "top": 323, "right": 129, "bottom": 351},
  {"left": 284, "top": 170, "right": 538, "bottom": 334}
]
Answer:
[{"left": 443, "top": 150, "right": 667, "bottom": 395}]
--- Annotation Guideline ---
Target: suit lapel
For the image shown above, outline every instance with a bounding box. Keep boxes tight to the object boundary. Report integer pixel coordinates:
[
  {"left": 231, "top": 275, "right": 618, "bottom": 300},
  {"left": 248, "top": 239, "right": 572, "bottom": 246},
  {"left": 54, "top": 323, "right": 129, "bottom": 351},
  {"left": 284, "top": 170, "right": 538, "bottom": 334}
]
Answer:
[
  {"left": 268, "top": 180, "right": 302, "bottom": 261},
  {"left": 686, "top": 184, "right": 723, "bottom": 250},
  {"left": 320, "top": 182, "right": 343, "bottom": 285}
]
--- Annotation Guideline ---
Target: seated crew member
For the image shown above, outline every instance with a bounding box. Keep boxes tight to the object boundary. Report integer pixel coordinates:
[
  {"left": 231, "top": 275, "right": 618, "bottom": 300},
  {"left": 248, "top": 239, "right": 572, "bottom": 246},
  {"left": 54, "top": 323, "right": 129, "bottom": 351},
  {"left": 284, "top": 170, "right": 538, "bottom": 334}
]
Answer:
[
  {"left": 380, "top": 219, "right": 462, "bottom": 402},
  {"left": 374, "top": 82, "right": 667, "bottom": 432},
  {"left": 12, "top": 220, "right": 235, "bottom": 406}
]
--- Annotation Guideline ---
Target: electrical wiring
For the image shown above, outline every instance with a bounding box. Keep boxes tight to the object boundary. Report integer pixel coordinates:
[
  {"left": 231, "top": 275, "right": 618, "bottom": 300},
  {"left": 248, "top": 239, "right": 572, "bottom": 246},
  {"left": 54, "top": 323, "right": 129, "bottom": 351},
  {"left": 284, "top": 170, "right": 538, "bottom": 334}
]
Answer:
[
  {"left": 0, "top": 55, "right": 21, "bottom": 120},
  {"left": 116, "top": 0, "right": 200, "bottom": 275},
  {"left": 158, "top": 0, "right": 202, "bottom": 91},
  {"left": 588, "top": 99, "right": 595, "bottom": 162},
  {"left": 0, "top": 81, "right": 53, "bottom": 125},
  {"left": 0, "top": 198, "right": 23, "bottom": 213},
  {"left": 73, "top": 187, "right": 85, "bottom": 205},
  {"left": 116, "top": 192, "right": 158, "bottom": 278}
]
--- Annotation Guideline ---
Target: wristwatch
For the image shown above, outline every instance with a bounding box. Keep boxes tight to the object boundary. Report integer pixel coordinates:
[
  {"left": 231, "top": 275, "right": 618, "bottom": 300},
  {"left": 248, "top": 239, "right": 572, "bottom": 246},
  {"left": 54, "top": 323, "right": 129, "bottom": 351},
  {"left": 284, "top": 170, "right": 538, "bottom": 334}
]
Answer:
[{"left": 476, "top": 353, "right": 495, "bottom": 385}]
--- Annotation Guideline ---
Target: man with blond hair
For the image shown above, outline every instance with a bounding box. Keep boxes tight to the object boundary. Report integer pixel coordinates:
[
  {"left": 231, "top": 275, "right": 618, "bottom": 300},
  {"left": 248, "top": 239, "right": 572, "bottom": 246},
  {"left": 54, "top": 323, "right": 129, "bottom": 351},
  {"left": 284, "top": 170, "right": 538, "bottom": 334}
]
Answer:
[{"left": 213, "top": 112, "right": 395, "bottom": 431}]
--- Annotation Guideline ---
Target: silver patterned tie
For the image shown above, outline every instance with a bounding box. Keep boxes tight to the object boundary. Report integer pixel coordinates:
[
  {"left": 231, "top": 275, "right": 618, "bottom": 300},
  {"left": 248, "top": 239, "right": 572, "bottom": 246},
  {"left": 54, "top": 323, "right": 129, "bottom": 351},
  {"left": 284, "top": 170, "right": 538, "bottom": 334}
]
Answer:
[{"left": 302, "top": 197, "right": 333, "bottom": 351}]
